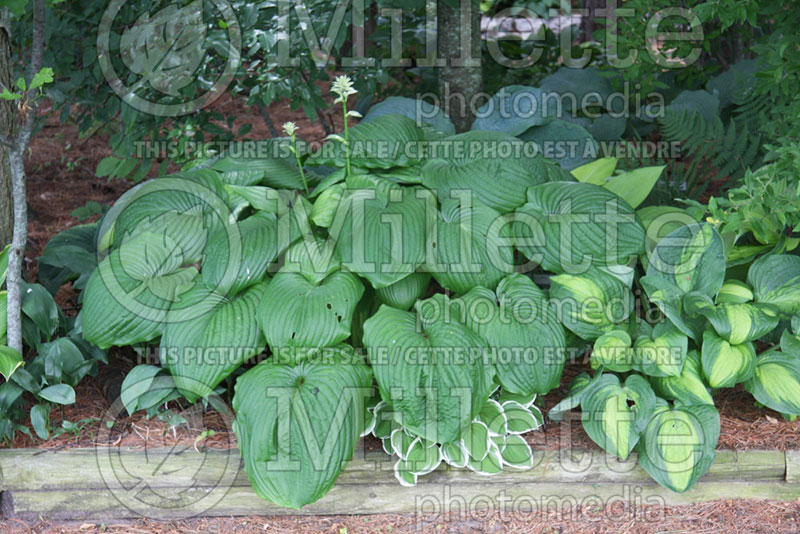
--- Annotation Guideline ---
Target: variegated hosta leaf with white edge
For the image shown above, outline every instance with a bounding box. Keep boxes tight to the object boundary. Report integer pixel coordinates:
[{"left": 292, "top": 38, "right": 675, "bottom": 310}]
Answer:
[
  {"left": 580, "top": 374, "right": 656, "bottom": 460},
  {"left": 258, "top": 240, "right": 364, "bottom": 363},
  {"left": 632, "top": 322, "right": 688, "bottom": 378},
  {"left": 232, "top": 347, "right": 373, "bottom": 509},
  {"left": 329, "top": 187, "right": 431, "bottom": 289},
  {"left": 747, "top": 254, "right": 800, "bottom": 314},
  {"left": 396, "top": 437, "right": 443, "bottom": 479},
  {"left": 744, "top": 351, "right": 800, "bottom": 416},
  {"left": 549, "top": 372, "right": 593, "bottom": 421},
  {"left": 641, "top": 223, "right": 726, "bottom": 341},
  {"left": 651, "top": 350, "right": 714, "bottom": 406},
  {"left": 202, "top": 211, "right": 299, "bottom": 297},
  {"left": 497, "top": 433, "right": 535, "bottom": 469},
  {"left": 82, "top": 232, "right": 200, "bottom": 349},
  {"left": 700, "top": 330, "right": 756, "bottom": 388},
  {"left": 502, "top": 400, "right": 543, "bottom": 434},
  {"left": 591, "top": 330, "right": 634, "bottom": 372},
  {"left": 421, "top": 131, "right": 563, "bottom": 214},
  {"left": 549, "top": 268, "right": 635, "bottom": 341},
  {"left": 312, "top": 114, "right": 425, "bottom": 169},
  {"left": 466, "top": 439, "right": 504, "bottom": 475},
  {"left": 636, "top": 403, "right": 720, "bottom": 493},
  {"left": 375, "top": 272, "right": 431, "bottom": 310},
  {"left": 159, "top": 281, "right": 268, "bottom": 402},
  {"left": 697, "top": 303, "right": 779, "bottom": 345},
  {"left": 97, "top": 171, "right": 229, "bottom": 263},
  {"left": 362, "top": 295, "right": 493, "bottom": 444},
  {"left": 478, "top": 399, "right": 508, "bottom": 436},
  {"left": 514, "top": 181, "right": 645, "bottom": 273},
  {"left": 716, "top": 280, "right": 754, "bottom": 304},
  {"left": 427, "top": 199, "right": 514, "bottom": 294},
  {"left": 458, "top": 274, "right": 566, "bottom": 395}
]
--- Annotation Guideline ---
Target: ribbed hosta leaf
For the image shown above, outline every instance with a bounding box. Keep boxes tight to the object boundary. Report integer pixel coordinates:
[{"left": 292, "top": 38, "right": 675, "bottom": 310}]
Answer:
[
  {"left": 549, "top": 268, "right": 634, "bottom": 341},
  {"left": 591, "top": 330, "right": 634, "bottom": 372},
  {"left": 211, "top": 141, "right": 306, "bottom": 188},
  {"left": 515, "top": 181, "right": 645, "bottom": 273},
  {"left": 458, "top": 274, "right": 566, "bottom": 396},
  {"left": 362, "top": 295, "right": 492, "bottom": 443},
  {"left": 637, "top": 403, "right": 719, "bottom": 492},
  {"left": 697, "top": 303, "right": 779, "bottom": 345},
  {"left": 82, "top": 232, "right": 200, "bottom": 349},
  {"left": 518, "top": 120, "right": 597, "bottom": 170},
  {"left": 161, "top": 282, "right": 267, "bottom": 402},
  {"left": 233, "top": 348, "right": 373, "bottom": 509},
  {"left": 632, "top": 322, "right": 688, "bottom": 377},
  {"left": 421, "top": 131, "right": 563, "bottom": 214},
  {"left": 427, "top": 200, "right": 514, "bottom": 294},
  {"left": 470, "top": 86, "right": 555, "bottom": 135},
  {"left": 700, "top": 330, "right": 755, "bottom": 388},
  {"left": 259, "top": 241, "right": 364, "bottom": 362},
  {"left": 580, "top": 374, "right": 656, "bottom": 460},
  {"left": 330, "top": 187, "right": 431, "bottom": 289},
  {"left": 363, "top": 96, "right": 455, "bottom": 136},
  {"left": 744, "top": 351, "right": 800, "bottom": 416},
  {"left": 747, "top": 254, "right": 800, "bottom": 314},
  {"left": 375, "top": 272, "right": 431, "bottom": 310},
  {"left": 651, "top": 350, "right": 713, "bottom": 405}
]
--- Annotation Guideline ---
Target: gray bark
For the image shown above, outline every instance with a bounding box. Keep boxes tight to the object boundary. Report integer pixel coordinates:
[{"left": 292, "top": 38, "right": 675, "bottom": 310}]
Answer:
[{"left": 0, "top": 11, "right": 13, "bottom": 247}]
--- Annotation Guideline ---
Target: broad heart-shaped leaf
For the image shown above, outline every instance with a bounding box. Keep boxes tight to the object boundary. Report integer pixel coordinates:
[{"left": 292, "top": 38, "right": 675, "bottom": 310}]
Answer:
[
  {"left": 375, "top": 272, "right": 431, "bottom": 310},
  {"left": 548, "top": 268, "right": 634, "bottom": 341},
  {"left": 744, "top": 351, "right": 800, "bottom": 416},
  {"left": 515, "top": 181, "right": 645, "bottom": 273},
  {"left": 700, "top": 330, "right": 756, "bottom": 388},
  {"left": 632, "top": 322, "right": 688, "bottom": 378},
  {"left": 82, "top": 232, "right": 200, "bottom": 349},
  {"left": 427, "top": 199, "right": 514, "bottom": 294},
  {"left": 636, "top": 403, "right": 720, "bottom": 493},
  {"left": 580, "top": 374, "right": 656, "bottom": 460},
  {"left": 599, "top": 166, "right": 665, "bottom": 209},
  {"left": 160, "top": 281, "right": 268, "bottom": 403},
  {"left": 259, "top": 241, "right": 364, "bottom": 362},
  {"left": 518, "top": 120, "right": 598, "bottom": 171},
  {"left": 697, "top": 302, "right": 780, "bottom": 345},
  {"left": 539, "top": 67, "right": 614, "bottom": 113},
  {"left": 119, "top": 0, "right": 205, "bottom": 96},
  {"left": 363, "top": 96, "right": 456, "bottom": 136},
  {"left": 651, "top": 350, "right": 714, "bottom": 406},
  {"left": 716, "top": 280, "right": 754, "bottom": 304},
  {"left": 591, "top": 330, "right": 634, "bottom": 372},
  {"left": 362, "top": 297, "right": 493, "bottom": 444},
  {"left": 471, "top": 86, "right": 556, "bottom": 135},
  {"left": 641, "top": 223, "right": 726, "bottom": 341},
  {"left": 21, "top": 283, "right": 59, "bottom": 341},
  {"left": 37, "top": 222, "right": 98, "bottom": 295},
  {"left": 232, "top": 348, "right": 373, "bottom": 509},
  {"left": 747, "top": 254, "right": 800, "bottom": 315},
  {"left": 330, "top": 187, "right": 431, "bottom": 289},
  {"left": 421, "top": 131, "right": 570, "bottom": 214},
  {"left": 211, "top": 142, "right": 306, "bottom": 188},
  {"left": 201, "top": 210, "right": 299, "bottom": 297},
  {"left": 457, "top": 274, "right": 566, "bottom": 396},
  {"left": 311, "top": 114, "right": 425, "bottom": 170}
]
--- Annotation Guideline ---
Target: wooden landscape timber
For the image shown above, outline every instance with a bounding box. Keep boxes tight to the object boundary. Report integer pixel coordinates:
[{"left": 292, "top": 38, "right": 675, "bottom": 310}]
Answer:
[{"left": 0, "top": 447, "right": 798, "bottom": 520}]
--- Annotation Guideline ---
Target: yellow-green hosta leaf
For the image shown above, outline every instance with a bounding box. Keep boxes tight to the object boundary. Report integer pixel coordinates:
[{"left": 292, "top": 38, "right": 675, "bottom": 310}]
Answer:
[
  {"left": 747, "top": 254, "right": 800, "bottom": 314},
  {"left": 744, "top": 351, "right": 800, "bottom": 416},
  {"left": 700, "top": 330, "right": 756, "bottom": 388},
  {"left": 698, "top": 303, "right": 779, "bottom": 345},
  {"left": 632, "top": 322, "right": 688, "bottom": 378},
  {"left": 0, "top": 345, "right": 23, "bottom": 381},
  {"left": 580, "top": 374, "right": 656, "bottom": 460},
  {"left": 549, "top": 268, "right": 634, "bottom": 341},
  {"left": 651, "top": 350, "right": 714, "bottom": 405},
  {"left": 636, "top": 404, "right": 719, "bottom": 493},
  {"left": 716, "top": 280, "right": 754, "bottom": 304},
  {"left": 637, "top": 206, "right": 697, "bottom": 263},
  {"left": 600, "top": 166, "right": 665, "bottom": 209},
  {"left": 571, "top": 157, "right": 618, "bottom": 184},
  {"left": 591, "top": 330, "right": 634, "bottom": 372}
]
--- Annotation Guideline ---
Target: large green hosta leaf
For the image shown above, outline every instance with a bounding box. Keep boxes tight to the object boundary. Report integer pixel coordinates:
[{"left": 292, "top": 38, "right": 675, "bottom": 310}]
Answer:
[
  {"left": 700, "top": 330, "right": 755, "bottom": 388},
  {"left": 211, "top": 141, "right": 306, "bottom": 188},
  {"left": 421, "top": 131, "right": 564, "bottom": 214},
  {"left": 232, "top": 348, "right": 373, "bottom": 509},
  {"left": 641, "top": 223, "right": 726, "bottom": 341},
  {"left": 632, "top": 322, "right": 688, "bottom": 378},
  {"left": 37, "top": 222, "right": 98, "bottom": 295},
  {"left": 518, "top": 120, "right": 598, "bottom": 171},
  {"left": 636, "top": 403, "right": 720, "bottom": 493},
  {"left": 363, "top": 96, "right": 455, "bottom": 136},
  {"left": 82, "top": 232, "right": 200, "bottom": 349},
  {"left": 362, "top": 296, "right": 492, "bottom": 443},
  {"left": 330, "top": 187, "right": 431, "bottom": 289},
  {"left": 580, "top": 374, "right": 656, "bottom": 460},
  {"left": 375, "top": 272, "right": 431, "bottom": 310},
  {"left": 471, "top": 86, "right": 555, "bottom": 135},
  {"left": 747, "top": 254, "right": 800, "bottom": 314},
  {"left": 458, "top": 274, "right": 566, "bottom": 396},
  {"left": 427, "top": 199, "right": 514, "bottom": 294},
  {"left": 515, "top": 181, "right": 645, "bottom": 273},
  {"left": 549, "top": 268, "right": 634, "bottom": 341},
  {"left": 651, "top": 350, "right": 713, "bottom": 405},
  {"left": 161, "top": 282, "right": 267, "bottom": 402},
  {"left": 697, "top": 303, "right": 779, "bottom": 345},
  {"left": 744, "top": 351, "right": 800, "bottom": 416},
  {"left": 259, "top": 241, "right": 364, "bottom": 362}
]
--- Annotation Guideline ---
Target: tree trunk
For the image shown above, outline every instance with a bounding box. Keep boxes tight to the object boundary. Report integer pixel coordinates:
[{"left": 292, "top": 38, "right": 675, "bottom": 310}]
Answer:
[
  {"left": 0, "top": 11, "right": 13, "bottom": 248},
  {"left": 438, "top": 0, "right": 482, "bottom": 133}
]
